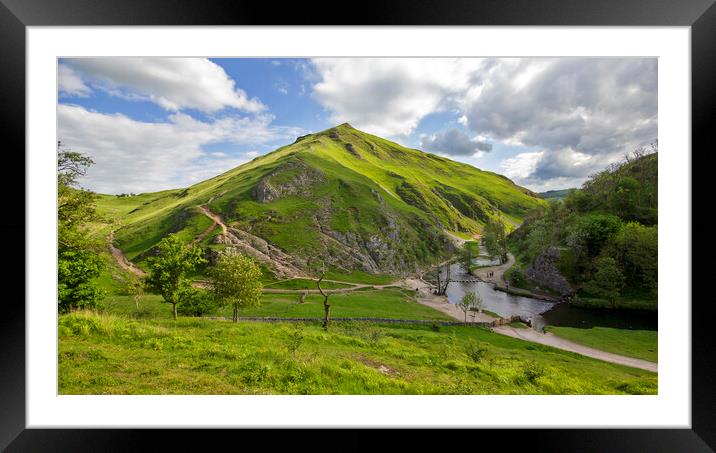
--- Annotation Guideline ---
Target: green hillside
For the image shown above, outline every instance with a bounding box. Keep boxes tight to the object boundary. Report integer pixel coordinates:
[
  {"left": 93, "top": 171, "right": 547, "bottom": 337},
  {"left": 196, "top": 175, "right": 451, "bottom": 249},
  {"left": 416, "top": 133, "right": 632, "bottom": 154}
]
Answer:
[{"left": 97, "top": 123, "right": 545, "bottom": 278}]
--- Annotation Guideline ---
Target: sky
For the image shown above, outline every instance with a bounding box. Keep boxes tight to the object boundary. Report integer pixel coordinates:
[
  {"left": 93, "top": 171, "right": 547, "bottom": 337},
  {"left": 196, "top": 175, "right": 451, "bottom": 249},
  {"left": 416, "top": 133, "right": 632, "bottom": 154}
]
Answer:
[{"left": 58, "top": 57, "right": 657, "bottom": 194}]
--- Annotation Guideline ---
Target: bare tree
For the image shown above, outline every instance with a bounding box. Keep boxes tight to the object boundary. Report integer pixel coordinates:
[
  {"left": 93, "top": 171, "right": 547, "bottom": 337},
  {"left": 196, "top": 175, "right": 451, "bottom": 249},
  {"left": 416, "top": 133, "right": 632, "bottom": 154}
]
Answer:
[
  {"left": 435, "top": 261, "right": 451, "bottom": 295},
  {"left": 314, "top": 262, "right": 332, "bottom": 330}
]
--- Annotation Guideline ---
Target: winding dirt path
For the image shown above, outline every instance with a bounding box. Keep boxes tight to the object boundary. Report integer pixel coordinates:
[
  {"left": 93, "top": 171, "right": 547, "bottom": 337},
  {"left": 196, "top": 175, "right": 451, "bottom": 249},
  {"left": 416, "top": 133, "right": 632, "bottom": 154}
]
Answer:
[
  {"left": 197, "top": 205, "right": 227, "bottom": 235},
  {"left": 107, "top": 230, "right": 146, "bottom": 277},
  {"left": 492, "top": 325, "right": 657, "bottom": 372},
  {"left": 472, "top": 252, "right": 515, "bottom": 285}
]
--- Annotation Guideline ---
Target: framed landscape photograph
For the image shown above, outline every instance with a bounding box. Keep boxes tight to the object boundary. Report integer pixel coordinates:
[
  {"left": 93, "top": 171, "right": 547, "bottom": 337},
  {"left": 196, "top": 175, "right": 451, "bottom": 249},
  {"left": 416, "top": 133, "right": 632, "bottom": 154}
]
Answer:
[{"left": 5, "top": 0, "right": 716, "bottom": 449}]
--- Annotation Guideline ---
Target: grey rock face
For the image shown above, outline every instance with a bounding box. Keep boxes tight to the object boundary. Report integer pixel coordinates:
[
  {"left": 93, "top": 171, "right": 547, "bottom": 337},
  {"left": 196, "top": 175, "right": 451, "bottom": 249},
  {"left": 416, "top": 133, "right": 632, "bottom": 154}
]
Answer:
[{"left": 526, "top": 247, "right": 574, "bottom": 296}]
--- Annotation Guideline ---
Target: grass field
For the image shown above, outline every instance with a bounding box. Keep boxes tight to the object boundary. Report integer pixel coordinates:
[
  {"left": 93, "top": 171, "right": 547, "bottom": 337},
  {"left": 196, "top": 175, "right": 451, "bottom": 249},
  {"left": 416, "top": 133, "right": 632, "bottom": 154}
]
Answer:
[
  {"left": 264, "top": 278, "right": 354, "bottom": 290},
  {"left": 102, "top": 289, "right": 454, "bottom": 322},
  {"left": 545, "top": 326, "right": 657, "bottom": 362},
  {"left": 58, "top": 311, "right": 657, "bottom": 395}
]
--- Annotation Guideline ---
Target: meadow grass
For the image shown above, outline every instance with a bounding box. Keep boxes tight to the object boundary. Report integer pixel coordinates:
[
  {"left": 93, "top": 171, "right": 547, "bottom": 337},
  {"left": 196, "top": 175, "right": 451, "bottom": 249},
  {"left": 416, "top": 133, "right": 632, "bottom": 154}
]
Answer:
[
  {"left": 264, "top": 278, "right": 353, "bottom": 290},
  {"left": 101, "top": 289, "right": 454, "bottom": 322},
  {"left": 58, "top": 311, "right": 657, "bottom": 395},
  {"left": 545, "top": 326, "right": 657, "bottom": 362}
]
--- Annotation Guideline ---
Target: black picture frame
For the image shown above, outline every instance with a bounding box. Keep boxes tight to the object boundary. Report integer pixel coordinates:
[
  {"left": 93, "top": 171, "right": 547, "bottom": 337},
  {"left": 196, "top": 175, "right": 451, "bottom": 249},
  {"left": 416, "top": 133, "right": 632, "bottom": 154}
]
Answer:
[{"left": 2, "top": 0, "right": 714, "bottom": 450}]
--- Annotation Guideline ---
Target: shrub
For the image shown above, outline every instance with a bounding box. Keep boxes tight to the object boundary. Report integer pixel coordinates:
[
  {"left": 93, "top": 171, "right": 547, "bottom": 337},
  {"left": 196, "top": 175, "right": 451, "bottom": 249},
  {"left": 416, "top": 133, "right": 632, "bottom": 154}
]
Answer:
[
  {"left": 522, "top": 360, "right": 545, "bottom": 383},
  {"left": 177, "top": 289, "right": 221, "bottom": 317},
  {"left": 465, "top": 343, "right": 488, "bottom": 363},
  {"left": 285, "top": 325, "right": 305, "bottom": 355}
]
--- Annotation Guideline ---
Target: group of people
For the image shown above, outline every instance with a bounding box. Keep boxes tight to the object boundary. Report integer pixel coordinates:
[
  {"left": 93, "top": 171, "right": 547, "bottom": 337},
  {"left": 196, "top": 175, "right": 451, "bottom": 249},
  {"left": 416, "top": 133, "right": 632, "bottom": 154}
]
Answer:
[{"left": 486, "top": 271, "right": 494, "bottom": 278}]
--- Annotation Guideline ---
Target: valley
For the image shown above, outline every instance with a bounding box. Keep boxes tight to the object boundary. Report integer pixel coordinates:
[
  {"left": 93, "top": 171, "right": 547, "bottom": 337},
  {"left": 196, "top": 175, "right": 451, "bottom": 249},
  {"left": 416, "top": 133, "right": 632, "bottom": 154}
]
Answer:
[{"left": 60, "top": 124, "right": 658, "bottom": 395}]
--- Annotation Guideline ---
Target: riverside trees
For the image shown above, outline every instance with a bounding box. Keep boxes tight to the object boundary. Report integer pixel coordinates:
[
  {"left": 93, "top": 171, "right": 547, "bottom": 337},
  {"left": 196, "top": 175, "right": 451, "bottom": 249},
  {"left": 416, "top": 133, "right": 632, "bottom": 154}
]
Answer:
[{"left": 509, "top": 146, "right": 658, "bottom": 307}]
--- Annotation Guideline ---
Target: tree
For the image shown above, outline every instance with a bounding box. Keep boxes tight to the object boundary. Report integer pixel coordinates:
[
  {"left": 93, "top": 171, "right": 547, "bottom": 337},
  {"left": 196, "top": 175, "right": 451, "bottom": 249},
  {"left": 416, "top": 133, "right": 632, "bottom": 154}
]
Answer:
[
  {"left": 483, "top": 218, "right": 508, "bottom": 264},
  {"left": 570, "top": 213, "right": 622, "bottom": 258},
  {"left": 121, "top": 273, "right": 145, "bottom": 310},
  {"left": 312, "top": 262, "right": 333, "bottom": 330},
  {"left": 460, "top": 242, "right": 474, "bottom": 270},
  {"left": 145, "top": 234, "right": 206, "bottom": 320},
  {"left": 458, "top": 292, "right": 477, "bottom": 322},
  {"left": 584, "top": 256, "right": 625, "bottom": 305},
  {"left": 607, "top": 222, "right": 658, "bottom": 296},
  {"left": 57, "top": 141, "right": 105, "bottom": 313},
  {"left": 435, "top": 260, "right": 451, "bottom": 295},
  {"left": 208, "top": 250, "right": 263, "bottom": 322}
]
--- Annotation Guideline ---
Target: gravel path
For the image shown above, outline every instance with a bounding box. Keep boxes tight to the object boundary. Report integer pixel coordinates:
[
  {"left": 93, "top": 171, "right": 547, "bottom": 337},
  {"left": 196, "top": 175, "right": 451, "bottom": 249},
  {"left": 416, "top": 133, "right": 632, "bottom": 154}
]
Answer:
[
  {"left": 472, "top": 253, "right": 515, "bottom": 285},
  {"left": 492, "top": 325, "right": 658, "bottom": 372}
]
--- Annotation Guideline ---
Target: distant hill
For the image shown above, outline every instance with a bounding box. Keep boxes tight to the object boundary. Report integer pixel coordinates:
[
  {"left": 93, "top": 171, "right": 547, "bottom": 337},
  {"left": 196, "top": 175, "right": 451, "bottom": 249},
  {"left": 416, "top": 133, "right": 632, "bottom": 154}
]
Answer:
[
  {"left": 96, "top": 123, "right": 545, "bottom": 278},
  {"left": 539, "top": 189, "right": 576, "bottom": 201}
]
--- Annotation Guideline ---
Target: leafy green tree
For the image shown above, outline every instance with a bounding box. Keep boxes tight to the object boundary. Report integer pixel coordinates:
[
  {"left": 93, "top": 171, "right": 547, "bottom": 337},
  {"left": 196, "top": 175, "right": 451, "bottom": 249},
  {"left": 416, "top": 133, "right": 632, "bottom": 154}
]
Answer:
[
  {"left": 609, "top": 176, "right": 641, "bottom": 220},
  {"left": 57, "top": 141, "right": 105, "bottom": 313},
  {"left": 145, "top": 234, "right": 206, "bottom": 320},
  {"left": 584, "top": 256, "right": 626, "bottom": 305},
  {"left": 460, "top": 242, "right": 474, "bottom": 270},
  {"left": 458, "top": 292, "right": 477, "bottom": 322},
  {"left": 208, "top": 251, "right": 263, "bottom": 322},
  {"left": 570, "top": 213, "right": 622, "bottom": 258},
  {"left": 483, "top": 218, "right": 508, "bottom": 263},
  {"left": 608, "top": 222, "right": 658, "bottom": 296}
]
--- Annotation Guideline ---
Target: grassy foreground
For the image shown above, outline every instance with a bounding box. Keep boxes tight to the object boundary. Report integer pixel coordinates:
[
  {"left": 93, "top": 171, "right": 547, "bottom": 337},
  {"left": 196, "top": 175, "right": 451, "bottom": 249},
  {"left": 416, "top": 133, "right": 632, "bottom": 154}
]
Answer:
[
  {"left": 59, "top": 312, "right": 656, "bottom": 395},
  {"left": 545, "top": 326, "right": 658, "bottom": 362}
]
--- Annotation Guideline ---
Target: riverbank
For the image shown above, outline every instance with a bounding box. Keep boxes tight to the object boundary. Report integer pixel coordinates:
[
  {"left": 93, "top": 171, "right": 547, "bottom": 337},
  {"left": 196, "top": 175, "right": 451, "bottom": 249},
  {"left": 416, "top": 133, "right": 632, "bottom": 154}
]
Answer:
[{"left": 401, "top": 277, "right": 497, "bottom": 323}]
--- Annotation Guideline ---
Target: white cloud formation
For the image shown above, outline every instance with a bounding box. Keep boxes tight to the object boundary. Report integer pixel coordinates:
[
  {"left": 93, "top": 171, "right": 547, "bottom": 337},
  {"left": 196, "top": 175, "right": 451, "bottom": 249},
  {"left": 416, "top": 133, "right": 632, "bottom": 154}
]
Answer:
[
  {"left": 61, "top": 58, "right": 265, "bottom": 113},
  {"left": 310, "top": 58, "right": 487, "bottom": 137},
  {"left": 58, "top": 64, "right": 91, "bottom": 97},
  {"left": 308, "top": 57, "right": 656, "bottom": 189},
  {"left": 463, "top": 58, "right": 657, "bottom": 158},
  {"left": 420, "top": 129, "right": 492, "bottom": 156},
  {"left": 501, "top": 151, "right": 544, "bottom": 180},
  {"left": 58, "top": 104, "right": 302, "bottom": 194}
]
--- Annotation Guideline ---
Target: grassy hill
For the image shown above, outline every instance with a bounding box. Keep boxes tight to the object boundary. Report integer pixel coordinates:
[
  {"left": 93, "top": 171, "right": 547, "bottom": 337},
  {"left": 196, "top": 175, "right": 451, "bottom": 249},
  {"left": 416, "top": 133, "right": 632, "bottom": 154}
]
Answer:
[
  {"left": 96, "top": 123, "right": 545, "bottom": 278},
  {"left": 539, "top": 189, "right": 576, "bottom": 201}
]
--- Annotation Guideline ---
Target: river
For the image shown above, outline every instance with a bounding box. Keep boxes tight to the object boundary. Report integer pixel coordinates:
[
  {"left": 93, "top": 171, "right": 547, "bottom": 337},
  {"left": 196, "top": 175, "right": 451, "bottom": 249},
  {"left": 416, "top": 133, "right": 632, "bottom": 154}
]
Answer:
[{"left": 442, "top": 262, "right": 657, "bottom": 331}]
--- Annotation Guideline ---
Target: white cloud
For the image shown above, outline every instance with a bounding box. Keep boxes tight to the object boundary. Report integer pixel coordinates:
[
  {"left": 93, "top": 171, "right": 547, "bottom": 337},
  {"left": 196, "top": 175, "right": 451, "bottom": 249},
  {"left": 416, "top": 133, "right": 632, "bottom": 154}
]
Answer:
[
  {"left": 310, "top": 58, "right": 487, "bottom": 137},
  {"left": 500, "top": 151, "right": 544, "bottom": 180},
  {"left": 58, "top": 104, "right": 302, "bottom": 194},
  {"left": 308, "top": 57, "right": 656, "bottom": 189},
  {"left": 58, "top": 64, "right": 91, "bottom": 97},
  {"left": 420, "top": 129, "right": 492, "bottom": 156},
  {"left": 62, "top": 58, "right": 265, "bottom": 113},
  {"left": 463, "top": 58, "right": 657, "bottom": 160}
]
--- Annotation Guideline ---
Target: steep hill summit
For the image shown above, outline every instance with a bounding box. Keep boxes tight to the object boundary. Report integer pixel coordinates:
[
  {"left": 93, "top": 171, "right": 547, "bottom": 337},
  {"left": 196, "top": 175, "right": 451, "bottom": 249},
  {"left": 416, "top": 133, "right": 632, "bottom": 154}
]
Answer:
[{"left": 100, "top": 124, "right": 545, "bottom": 278}]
